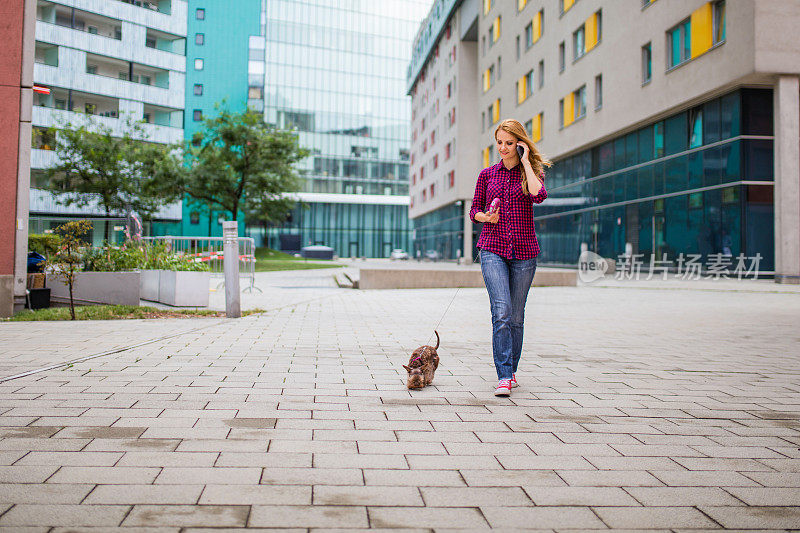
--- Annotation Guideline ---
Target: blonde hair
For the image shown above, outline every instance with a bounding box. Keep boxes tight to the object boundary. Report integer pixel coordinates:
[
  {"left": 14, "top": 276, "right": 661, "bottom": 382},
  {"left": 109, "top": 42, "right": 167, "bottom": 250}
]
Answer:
[{"left": 494, "top": 119, "right": 551, "bottom": 195}]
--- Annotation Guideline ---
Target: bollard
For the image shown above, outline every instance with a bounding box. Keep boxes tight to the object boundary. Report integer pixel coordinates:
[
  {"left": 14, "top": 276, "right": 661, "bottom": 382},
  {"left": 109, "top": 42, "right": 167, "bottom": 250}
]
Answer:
[{"left": 222, "top": 221, "right": 241, "bottom": 318}]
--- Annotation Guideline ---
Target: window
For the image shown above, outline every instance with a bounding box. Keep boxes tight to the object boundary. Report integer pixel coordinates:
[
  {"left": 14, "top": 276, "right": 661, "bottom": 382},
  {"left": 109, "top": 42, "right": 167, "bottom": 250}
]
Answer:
[
  {"left": 195, "top": 33, "right": 204, "bottom": 45},
  {"left": 518, "top": 69, "right": 533, "bottom": 104},
  {"left": 516, "top": 35, "right": 520, "bottom": 59},
  {"left": 525, "top": 23, "right": 533, "bottom": 49},
  {"left": 492, "top": 98, "right": 500, "bottom": 124},
  {"left": 524, "top": 119, "right": 533, "bottom": 137},
  {"left": 560, "top": 0, "right": 575, "bottom": 15},
  {"left": 433, "top": 154, "right": 438, "bottom": 169},
  {"left": 481, "top": 36, "right": 486, "bottom": 56},
  {"left": 713, "top": 0, "right": 726, "bottom": 44},
  {"left": 594, "top": 75, "right": 602, "bottom": 110},
  {"left": 532, "top": 113, "right": 542, "bottom": 142},
  {"left": 448, "top": 170, "right": 455, "bottom": 188},
  {"left": 497, "top": 56, "right": 501, "bottom": 79},
  {"left": 194, "top": 58, "right": 204, "bottom": 70},
  {"left": 559, "top": 99, "right": 564, "bottom": 128},
  {"left": 190, "top": 211, "right": 200, "bottom": 224},
  {"left": 574, "top": 85, "right": 587, "bottom": 120},
  {"left": 642, "top": 42, "right": 652, "bottom": 84},
  {"left": 86, "top": 64, "right": 97, "bottom": 75},
  {"left": 518, "top": 0, "right": 527, "bottom": 11},
  {"left": 481, "top": 111, "right": 486, "bottom": 131},
  {"left": 492, "top": 16, "right": 501, "bottom": 43},
  {"left": 573, "top": 25, "right": 585, "bottom": 61},
  {"left": 195, "top": 8, "right": 205, "bottom": 20},
  {"left": 689, "top": 107, "right": 703, "bottom": 148},
  {"left": 538, "top": 60, "right": 544, "bottom": 88},
  {"left": 193, "top": 109, "right": 202, "bottom": 121},
  {"left": 430, "top": 184, "right": 435, "bottom": 199},
  {"left": 445, "top": 143, "right": 451, "bottom": 160},
  {"left": 193, "top": 84, "right": 203, "bottom": 96},
  {"left": 483, "top": 0, "right": 492, "bottom": 15},
  {"left": 558, "top": 42, "right": 565, "bottom": 72},
  {"left": 668, "top": 19, "right": 691, "bottom": 68}
]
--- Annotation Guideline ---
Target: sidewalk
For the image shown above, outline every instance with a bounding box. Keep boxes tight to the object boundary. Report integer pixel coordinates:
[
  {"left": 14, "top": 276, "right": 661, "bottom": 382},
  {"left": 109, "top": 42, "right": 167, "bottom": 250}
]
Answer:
[{"left": 0, "top": 275, "right": 799, "bottom": 529}]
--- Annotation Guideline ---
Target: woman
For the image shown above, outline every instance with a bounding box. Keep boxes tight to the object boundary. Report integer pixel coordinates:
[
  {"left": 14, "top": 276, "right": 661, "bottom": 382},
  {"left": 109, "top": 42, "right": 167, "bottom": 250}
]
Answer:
[{"left": 469, "top": 119, "right": 550, "bottom": 397}]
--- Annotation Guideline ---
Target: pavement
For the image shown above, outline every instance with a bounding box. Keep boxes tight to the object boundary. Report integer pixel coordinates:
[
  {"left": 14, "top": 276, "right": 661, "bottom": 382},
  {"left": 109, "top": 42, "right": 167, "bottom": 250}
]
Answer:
[{"left": 0, "top": 268, "right": 799, "bottom": 530}]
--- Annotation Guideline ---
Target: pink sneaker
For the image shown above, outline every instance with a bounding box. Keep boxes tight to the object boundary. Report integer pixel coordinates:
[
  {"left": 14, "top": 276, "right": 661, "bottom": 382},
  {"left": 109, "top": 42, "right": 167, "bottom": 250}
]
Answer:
[
  {"left": 494, "top": 379, "right": 512, "bottom": 397},
  {"left": 511, "top": 374, "right": 519, "bottom": 388}
]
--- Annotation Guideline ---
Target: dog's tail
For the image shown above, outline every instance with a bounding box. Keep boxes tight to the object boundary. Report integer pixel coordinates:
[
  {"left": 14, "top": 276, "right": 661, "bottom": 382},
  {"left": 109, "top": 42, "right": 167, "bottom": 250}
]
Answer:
[{"left": 434, "top": 330, "right": 440, "bottom": 350}]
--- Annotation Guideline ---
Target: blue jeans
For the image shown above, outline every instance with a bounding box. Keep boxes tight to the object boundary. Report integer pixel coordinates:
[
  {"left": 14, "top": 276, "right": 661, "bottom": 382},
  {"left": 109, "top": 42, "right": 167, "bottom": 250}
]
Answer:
[{"left": 479, "top": 250, "right": 538, "bottom": 380}]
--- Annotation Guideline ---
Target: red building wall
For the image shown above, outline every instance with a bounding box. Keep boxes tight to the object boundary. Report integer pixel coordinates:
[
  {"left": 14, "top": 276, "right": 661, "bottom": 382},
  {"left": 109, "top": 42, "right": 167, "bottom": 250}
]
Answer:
[{"left": 0, "top": 3, "right": 25, "bottom": 279}]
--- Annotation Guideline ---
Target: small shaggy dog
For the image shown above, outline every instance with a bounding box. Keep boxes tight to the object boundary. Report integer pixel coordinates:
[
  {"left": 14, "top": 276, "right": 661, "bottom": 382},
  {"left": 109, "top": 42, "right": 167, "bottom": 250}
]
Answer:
[{"left": 403, "top": 331, "right": 440, "bottom": 389}]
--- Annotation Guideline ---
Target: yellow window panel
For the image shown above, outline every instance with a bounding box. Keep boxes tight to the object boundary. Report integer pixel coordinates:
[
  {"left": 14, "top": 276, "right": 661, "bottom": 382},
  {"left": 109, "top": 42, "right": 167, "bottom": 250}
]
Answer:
[
  {"left": 533, "top": 11, "right": 542, "bottom": 43},
  {"left": 493, "top": 16, "right": 501, "bottom": 42},
  {"left": 585, "top": 13, "right": 598, "bottom": 51},
  {"left": 691, "top": 2, "right": 713, "bottom": 58},
  {"left": 483, "top": 69, "right": 490, "bottom": 92},
  {"left": 493, "top": 99, "right": 500, "bottom": 123},
  {"left": 533, "top": 113, "right": 542, "bottom": 143},
  {"left": 563, "top": 0, "right": 575, "bottom": 13},
  {"left": 564, "top": 93, "right": 575, "bottom": 127},
  {"left": 517, "top": 77, "right": 526, "bottom": 104},
  {"left": 483, "top": 146, "right": 490, "bottom": 167},
  {"left": 518, "top": 0, "right": 527, "bottom": 11},
  {"left": 484, "top": 0, "right": 491, "bottom": 15}
]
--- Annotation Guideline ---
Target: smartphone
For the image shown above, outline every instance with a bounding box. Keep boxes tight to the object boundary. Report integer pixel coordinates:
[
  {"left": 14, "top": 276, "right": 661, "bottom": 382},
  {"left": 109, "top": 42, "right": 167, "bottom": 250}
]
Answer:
[{"left": 516, "top": 145, "right": 525, "bottom": 158}]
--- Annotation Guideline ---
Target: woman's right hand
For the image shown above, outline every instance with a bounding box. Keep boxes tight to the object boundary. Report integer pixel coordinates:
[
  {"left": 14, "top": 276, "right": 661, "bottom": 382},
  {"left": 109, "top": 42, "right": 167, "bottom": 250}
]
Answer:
[{"left": 477, "top": 212, "right": 500, "bottom": 224}]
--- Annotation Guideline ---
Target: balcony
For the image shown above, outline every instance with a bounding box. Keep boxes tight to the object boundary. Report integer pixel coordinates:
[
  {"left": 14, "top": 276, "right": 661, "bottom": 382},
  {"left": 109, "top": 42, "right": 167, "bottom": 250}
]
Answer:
[
  {"left": 37, "top": 1, "right": 122, "bottom": 41},
  {"left": 34, "top": 41, "right": 58, "bottom": 67},
  {"left": 146, "top": 27, "right": 185, "bottom": 56},
  {"left": 118, "top": 0, "right": 172, "bottom": 15},
  {"left": 86, "top": 52, "right": 170, "bottom": 89}
]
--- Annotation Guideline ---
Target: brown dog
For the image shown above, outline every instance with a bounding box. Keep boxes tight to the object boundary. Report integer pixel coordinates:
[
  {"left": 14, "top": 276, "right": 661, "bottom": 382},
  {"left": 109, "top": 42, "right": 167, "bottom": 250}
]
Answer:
[{"left": 403, "top": 331, "right": 440, "bottom": 389}]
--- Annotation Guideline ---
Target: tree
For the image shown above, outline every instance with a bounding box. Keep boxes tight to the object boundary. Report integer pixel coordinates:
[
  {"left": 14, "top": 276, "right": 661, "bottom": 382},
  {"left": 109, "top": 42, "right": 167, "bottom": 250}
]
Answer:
[
  {"left": 49, "top": 219, "right": 93, "bottom": 320},
  {"left": 184, "top": 107, "right": 308, "bottom": 228},
  {"left": 45, "top": 116, "right": 185, "bottom": 240}
]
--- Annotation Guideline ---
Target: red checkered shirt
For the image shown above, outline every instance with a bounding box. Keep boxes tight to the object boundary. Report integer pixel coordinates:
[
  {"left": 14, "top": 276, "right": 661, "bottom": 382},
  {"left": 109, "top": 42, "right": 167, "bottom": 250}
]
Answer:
[{"left": 469, "top": 161, "right": 547, "bottom": 260}]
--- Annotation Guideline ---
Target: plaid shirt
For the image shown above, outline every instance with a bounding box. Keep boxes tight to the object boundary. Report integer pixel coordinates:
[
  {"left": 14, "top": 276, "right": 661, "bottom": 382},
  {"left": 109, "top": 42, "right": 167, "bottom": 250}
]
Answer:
[{"left": 469, "top": 161, "right": 547, "bottom": 260}]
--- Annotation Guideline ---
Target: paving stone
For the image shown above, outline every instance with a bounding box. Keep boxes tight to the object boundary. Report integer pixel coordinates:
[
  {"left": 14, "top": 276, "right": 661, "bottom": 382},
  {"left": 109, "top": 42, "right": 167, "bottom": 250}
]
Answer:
[
  {"left": 420, "top": 487, "right": 533, "bottom": 507},
  {"left": 369, "top": 507, "right": 488, "bottom": 528},
  {"left": 199, "top": 484, "right": 311, "bottom": 505},
  {"left": 0, "top": 504, "right": 131, "bottom": 527},
  {"left": 0, "top": 483, "right": 94, "bottom": 504},
  {"left": 154, "top": 467, "right": 261, "bottom": 485},
  {"left": 248, "top": 505, "right": 368, "bottom": 528},
  {"left": 84, "top": 484, "right": 204, "bottom": 504},
  {"left": 122, "top": 504, "right": 249, "bottom": 527},
  {"left": 260, "top": 467, "right": 364, "bottom": 486},
  {"left": 624, "top": 486, "right": 743, "bottom": 506},
  {"left": 523, "top": 486, "right": 640, "bottom": 506},
  {"left": 593, "top": 506, "right": 720, "bottom": 528},
  {"left": 315, "top": 485, "right": 423, "bottom": 506},
  {"left": 698, "top": 505, "right": 800, "bottom": 529},
  {"left": 480, "top": 506, "right": 605, "bottom": 529}
]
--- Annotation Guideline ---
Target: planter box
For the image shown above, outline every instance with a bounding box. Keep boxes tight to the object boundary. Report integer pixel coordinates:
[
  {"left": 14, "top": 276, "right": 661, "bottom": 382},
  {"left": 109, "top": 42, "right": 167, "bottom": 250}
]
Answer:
[
  {"left": 49, "top": 271, "right": 140, "bottom": 306},
  {"left": 139, "top": 269, "right": 161, "bottom": 302},
  {"left": 158, "top": 270, "right": 210, "bottom": 307}
]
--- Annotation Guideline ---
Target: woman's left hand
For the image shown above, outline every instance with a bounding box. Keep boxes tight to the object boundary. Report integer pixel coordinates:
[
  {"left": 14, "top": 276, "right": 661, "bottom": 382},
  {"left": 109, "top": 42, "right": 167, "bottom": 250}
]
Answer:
[{"left": 517, "top": 142, "right": 530, "bottom": 159}]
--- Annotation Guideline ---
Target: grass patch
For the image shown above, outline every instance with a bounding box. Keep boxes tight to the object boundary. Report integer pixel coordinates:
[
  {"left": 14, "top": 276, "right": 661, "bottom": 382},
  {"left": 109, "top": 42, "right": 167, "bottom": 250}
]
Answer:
[
  {"left": 253, "top": 247, "right": 341, "bottom": 272},
  {"left": 7, "top": 305, "right": 266, "bottom": 321}
]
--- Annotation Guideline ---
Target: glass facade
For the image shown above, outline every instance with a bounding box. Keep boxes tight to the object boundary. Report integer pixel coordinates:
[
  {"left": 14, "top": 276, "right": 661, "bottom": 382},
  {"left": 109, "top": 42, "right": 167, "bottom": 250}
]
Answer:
[
  {"left": 260, "top": 0, "right": 431, "bottom": 257},
  {"left": 412, "top": 202, "right": 477, "bottom": 261},
  {"left": 535, "top": 89, "right": 775, "bottom": 271}
]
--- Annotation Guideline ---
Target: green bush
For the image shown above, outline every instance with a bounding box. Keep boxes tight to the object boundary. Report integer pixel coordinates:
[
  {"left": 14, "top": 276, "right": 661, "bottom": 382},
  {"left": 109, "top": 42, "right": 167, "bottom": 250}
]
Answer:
[
  {"left": 82, "top": 241, "right": 210, "bottom": 272},
  {"left": 28, "top": 233, "right": 62, "bottom": 258}
]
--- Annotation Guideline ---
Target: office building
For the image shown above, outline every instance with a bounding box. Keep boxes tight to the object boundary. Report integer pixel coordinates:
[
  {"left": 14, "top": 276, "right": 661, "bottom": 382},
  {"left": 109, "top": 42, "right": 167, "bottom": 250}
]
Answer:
[
  {"left": 259, "top": 0, "right": 431, "bottom": 257},
  {"left": 409, "top": 0, "right": 800, "bottom": 283},
  {"left": 181, "top": 0, "right": 265, "bottom": 237},
  {"left": 30, "top": 0, "right": 188, "bottom": 243}
]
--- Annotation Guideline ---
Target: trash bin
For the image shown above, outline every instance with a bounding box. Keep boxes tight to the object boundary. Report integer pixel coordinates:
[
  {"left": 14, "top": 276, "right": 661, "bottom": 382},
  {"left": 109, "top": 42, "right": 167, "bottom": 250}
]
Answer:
[{"left": 28, "top": 288, "right": 51, "bottom": 310}]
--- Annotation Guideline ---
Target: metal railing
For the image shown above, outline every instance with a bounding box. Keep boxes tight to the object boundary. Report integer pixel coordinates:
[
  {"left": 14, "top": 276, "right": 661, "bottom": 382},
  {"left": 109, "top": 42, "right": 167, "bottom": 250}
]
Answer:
[{"left": 142, "top": 236, "right": 260, "bottom": 293}]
